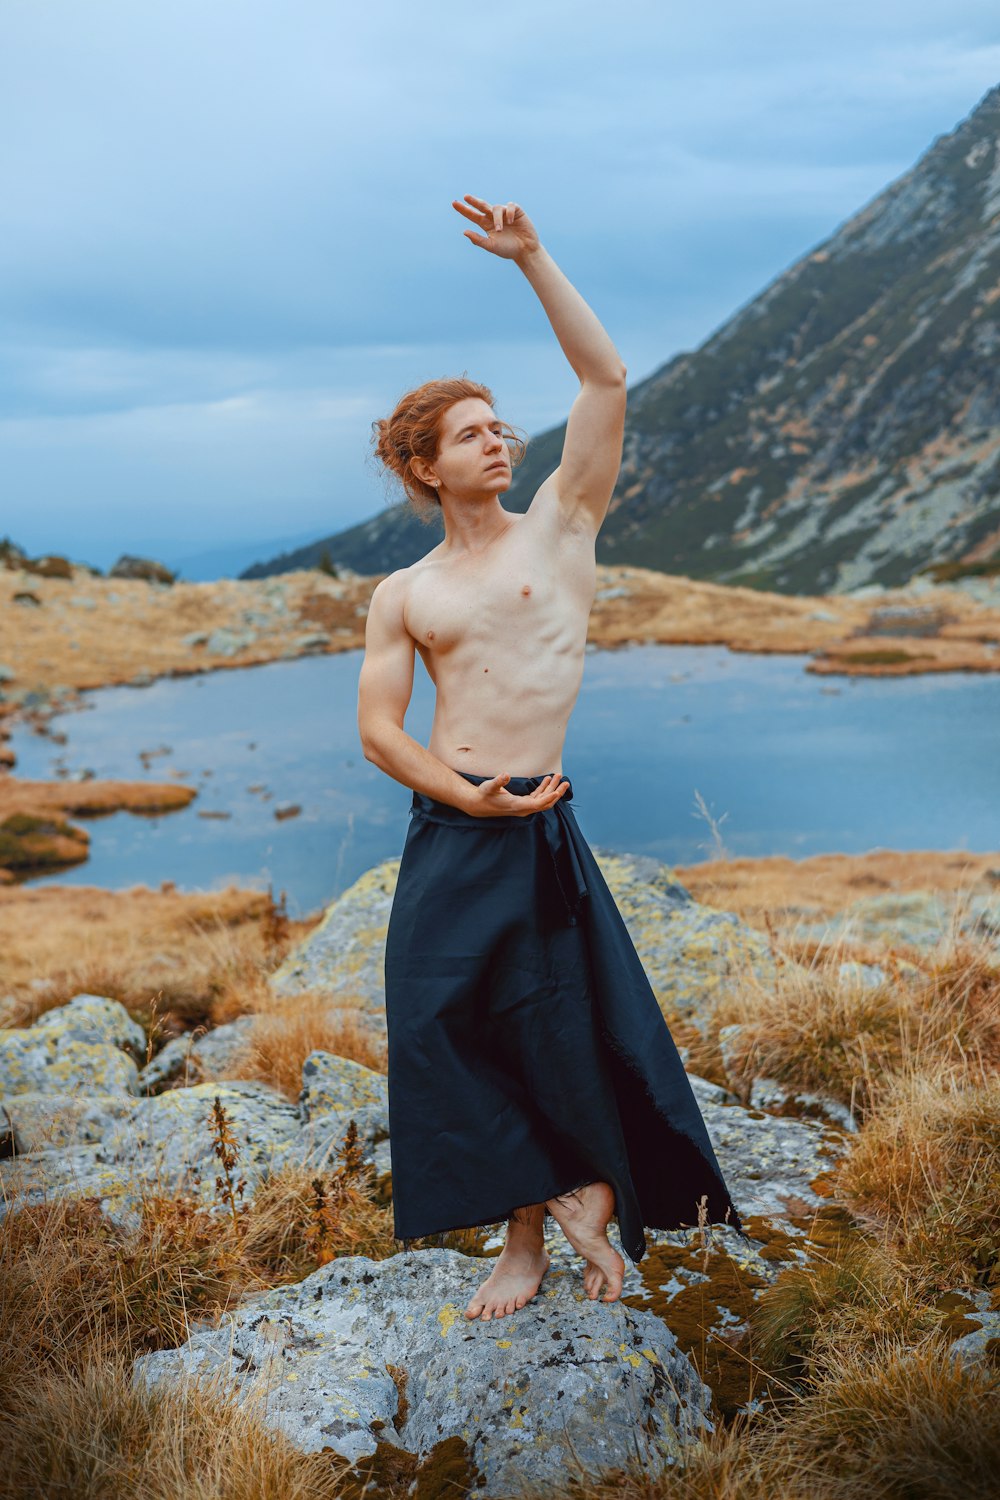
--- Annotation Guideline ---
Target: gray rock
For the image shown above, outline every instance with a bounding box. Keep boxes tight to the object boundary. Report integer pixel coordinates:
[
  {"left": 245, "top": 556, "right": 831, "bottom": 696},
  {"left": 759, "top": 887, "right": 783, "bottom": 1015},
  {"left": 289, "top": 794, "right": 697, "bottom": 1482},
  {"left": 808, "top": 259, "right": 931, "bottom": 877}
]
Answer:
[
  {"left": 32, "top": 994, "right": 146, "bottom": 1058},
  {"left": 697, "top": 1096, "right": 848, "bottom": 1221},
  {"left": 292, "top": 632, "right": 332, "bottom": 651},
  {"left": 204, "top": 628, "right": 257, "bottom": 657},
  {"left": 133, "top": 1248, "right": 713, "bottom": 1495},
  {"left": 944, "top": 1287, "right": 1000, "bottom": 1371},
  {"left": 0, "top": 1030, "right": 140, "bottom": 1098},
  {"left": 837, "top": 960, "right": 888, "bottom": 988},
  {"left": 109, "top": 554, "right": 176, "bottom": 584},
  {"left": 1, "top": 1080, "right": 302, "bottom": 1226},
  {"left": 137, "top": 1017, "right": 257, "bottom": 1092},
  {"left": 748, "top": 1077, "right": 858, "bottom": 1132},
  {"left": 0, "top": 1091, "right": 135, "bottom": 1152},
  {"left": 282, "top": 1050, "right": 390, "bottom": 1169},
  {"left": 270, "top": 859, "right": 400, "bottom": 1011},
  {"left": 790, "top": 889, "right": 1000, "bottom": 956},
  {"left": 98, "top": 1080, "right": 301, "bottom": 1203}
]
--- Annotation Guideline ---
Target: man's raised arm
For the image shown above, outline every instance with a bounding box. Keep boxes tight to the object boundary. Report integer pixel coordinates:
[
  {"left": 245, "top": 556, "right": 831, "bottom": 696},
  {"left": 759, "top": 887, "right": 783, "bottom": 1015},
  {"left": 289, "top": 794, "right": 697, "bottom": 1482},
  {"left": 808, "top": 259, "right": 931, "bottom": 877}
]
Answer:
[{"left": 453, "top": 195, "right": 627, "bottom": 535}]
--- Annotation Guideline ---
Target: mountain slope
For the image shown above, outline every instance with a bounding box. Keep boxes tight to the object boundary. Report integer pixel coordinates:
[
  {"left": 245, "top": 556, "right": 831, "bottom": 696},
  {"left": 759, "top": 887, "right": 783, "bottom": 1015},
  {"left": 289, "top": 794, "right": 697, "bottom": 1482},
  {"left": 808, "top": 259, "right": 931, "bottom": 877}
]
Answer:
[{"left": 246, "top": 83, "right": 1000, "bottom": 593}]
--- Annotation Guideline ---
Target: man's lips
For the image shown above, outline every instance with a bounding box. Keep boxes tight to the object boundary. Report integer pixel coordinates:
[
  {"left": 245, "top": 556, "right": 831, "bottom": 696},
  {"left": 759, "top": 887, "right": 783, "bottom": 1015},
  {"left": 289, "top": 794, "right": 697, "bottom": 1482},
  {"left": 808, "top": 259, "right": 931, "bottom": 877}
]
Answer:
[{"left": 485, "top": 462, "right": 507, "bottom": 473}]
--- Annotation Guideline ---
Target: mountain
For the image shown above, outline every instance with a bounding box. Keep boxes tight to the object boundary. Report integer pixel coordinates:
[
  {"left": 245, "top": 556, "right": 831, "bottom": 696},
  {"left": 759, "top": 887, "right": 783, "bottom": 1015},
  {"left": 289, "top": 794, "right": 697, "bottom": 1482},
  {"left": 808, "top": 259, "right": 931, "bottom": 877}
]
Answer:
[
  {"left": 246, "top": 84, "right": 1000, "bottom": 593},
  {"left": 168, "top": 528, "right": 333, "bottom": 581}
]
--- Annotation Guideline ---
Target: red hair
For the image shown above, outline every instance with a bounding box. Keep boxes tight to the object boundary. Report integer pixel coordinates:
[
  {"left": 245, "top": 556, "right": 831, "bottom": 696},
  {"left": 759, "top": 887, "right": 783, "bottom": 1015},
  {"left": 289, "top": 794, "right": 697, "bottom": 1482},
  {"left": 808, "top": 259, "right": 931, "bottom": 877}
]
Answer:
[{"left": 371, "top": 375, "right": 527, "bottom": 524}]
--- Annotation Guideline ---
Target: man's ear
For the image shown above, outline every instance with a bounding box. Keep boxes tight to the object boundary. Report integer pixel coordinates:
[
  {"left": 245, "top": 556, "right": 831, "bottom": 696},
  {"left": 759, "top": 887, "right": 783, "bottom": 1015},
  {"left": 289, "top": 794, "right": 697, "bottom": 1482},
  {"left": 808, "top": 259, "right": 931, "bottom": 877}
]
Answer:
[{"left": 410, "top": 457, "right": 438, "bottom": 488}]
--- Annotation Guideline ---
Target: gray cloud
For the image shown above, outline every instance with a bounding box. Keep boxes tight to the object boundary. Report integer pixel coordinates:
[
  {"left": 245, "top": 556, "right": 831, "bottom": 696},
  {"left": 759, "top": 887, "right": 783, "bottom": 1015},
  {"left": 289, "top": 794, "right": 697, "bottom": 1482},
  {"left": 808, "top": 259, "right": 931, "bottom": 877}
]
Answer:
[{"left": 2, "top": 0, "right": 998, "bottom": 566}]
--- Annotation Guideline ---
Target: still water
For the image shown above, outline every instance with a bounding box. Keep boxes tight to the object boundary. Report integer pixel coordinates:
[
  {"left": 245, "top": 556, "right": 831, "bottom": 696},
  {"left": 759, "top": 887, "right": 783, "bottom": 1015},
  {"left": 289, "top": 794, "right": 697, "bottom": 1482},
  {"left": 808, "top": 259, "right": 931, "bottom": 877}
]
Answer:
[{"left": 9, "top": 644, "right": 999, "bottom": 916}]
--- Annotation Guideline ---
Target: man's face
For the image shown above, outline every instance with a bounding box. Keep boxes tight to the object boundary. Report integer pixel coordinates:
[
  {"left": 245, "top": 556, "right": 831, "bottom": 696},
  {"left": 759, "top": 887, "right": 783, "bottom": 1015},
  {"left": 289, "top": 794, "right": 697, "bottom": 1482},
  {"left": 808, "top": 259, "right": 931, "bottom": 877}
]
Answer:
[{"left": 430, "top": 397, "right": 511, "bottom": 497}]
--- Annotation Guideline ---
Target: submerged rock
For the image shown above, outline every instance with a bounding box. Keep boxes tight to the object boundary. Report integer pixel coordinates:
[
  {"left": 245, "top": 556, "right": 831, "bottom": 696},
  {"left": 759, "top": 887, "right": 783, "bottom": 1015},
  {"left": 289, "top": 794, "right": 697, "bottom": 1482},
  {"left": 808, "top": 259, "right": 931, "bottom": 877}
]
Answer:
[{"left": 133, "top": 1247, "right": 713, "bottom": 1496}]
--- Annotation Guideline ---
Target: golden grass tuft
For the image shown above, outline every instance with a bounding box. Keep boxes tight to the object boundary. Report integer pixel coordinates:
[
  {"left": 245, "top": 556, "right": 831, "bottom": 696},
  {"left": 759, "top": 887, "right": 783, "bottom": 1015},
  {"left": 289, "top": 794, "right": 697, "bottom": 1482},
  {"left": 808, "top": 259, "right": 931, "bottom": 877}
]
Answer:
[
  {"left": 707, "top": 917, "right": 1000, "bottom": 1120},
  {"left": 0, "top": 882, "right": 321, "bottom": 1040},
  {"left": 833, "top": 1069, "right": 1000, "bottom": 1288},
  {"left": 747, "top": 1233, "right": 941, "bottom": 1383},
  {"left": 710, "top": 947, "right": 913, "bottom": 1119},
  {"left": 222, "top": 989, "right": 387, "bottom": 1100},
  {"left": 764, "top": 1334, "right": 1000, "bottom": 1500},
  {"left": 0, "top": 1353, "right": 355, "bottom": 1500}
]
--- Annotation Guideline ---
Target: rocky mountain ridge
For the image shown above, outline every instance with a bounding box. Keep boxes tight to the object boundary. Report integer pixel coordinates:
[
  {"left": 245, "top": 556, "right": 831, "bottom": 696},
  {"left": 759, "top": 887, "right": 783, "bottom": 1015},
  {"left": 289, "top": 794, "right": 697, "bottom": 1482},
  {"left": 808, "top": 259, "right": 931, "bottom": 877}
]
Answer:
[{"left": 247, "top": 83, "right": 1000, "bottom": 593}]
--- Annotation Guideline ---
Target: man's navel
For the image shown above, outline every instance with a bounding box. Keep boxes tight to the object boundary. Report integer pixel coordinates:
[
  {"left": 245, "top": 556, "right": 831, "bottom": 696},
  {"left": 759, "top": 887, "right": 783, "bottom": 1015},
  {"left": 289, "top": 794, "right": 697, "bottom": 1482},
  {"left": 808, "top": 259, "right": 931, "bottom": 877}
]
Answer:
[{"left": 521, "top": 585, "right": 531, "bottom": 596}]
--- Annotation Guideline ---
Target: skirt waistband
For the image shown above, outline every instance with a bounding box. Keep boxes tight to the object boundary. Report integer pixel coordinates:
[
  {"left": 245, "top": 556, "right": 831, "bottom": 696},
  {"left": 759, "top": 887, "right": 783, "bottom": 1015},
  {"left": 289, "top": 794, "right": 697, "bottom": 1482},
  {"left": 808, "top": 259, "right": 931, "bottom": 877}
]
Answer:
[
  {"left": 409, "top": 772, "right": 587, "bottom": 925},
  {"left": 410, "top": 772, "right": 573, "bottom": 828}
]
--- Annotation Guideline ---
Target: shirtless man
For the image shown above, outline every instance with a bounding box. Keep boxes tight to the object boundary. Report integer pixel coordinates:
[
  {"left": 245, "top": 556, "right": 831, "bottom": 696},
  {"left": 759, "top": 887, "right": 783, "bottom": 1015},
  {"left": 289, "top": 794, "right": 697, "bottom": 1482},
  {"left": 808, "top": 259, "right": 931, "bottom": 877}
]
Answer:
[{"left": 357, "top": 194, "right": 628, "bottom": 1321}]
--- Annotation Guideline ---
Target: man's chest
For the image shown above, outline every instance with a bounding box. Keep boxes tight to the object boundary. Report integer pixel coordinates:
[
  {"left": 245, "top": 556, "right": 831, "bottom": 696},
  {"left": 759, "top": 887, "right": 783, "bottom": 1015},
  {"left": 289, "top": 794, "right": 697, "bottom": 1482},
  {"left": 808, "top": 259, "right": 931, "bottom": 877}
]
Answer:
[{"left": 405, "top": 558, "right": 560, "bottom": 657}]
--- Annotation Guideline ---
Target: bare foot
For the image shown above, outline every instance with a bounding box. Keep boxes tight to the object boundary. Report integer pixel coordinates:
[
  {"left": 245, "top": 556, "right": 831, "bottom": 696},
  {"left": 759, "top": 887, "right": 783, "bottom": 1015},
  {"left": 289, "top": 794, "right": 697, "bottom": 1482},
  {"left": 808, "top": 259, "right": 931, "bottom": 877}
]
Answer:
[
  {"left": 545, "top": 1182, "right": 625, "bottom": 1303},
  {"left": 465, "top": 1240, "right": 550, "bottom": 1321}
]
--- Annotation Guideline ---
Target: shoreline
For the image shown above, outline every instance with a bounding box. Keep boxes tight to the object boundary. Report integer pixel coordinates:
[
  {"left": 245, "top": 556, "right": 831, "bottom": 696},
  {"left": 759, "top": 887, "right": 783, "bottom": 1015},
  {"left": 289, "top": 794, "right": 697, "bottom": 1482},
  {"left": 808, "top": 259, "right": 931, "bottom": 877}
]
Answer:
[{"left": 3, "top": 560, "right": 998, "bottom": 882}]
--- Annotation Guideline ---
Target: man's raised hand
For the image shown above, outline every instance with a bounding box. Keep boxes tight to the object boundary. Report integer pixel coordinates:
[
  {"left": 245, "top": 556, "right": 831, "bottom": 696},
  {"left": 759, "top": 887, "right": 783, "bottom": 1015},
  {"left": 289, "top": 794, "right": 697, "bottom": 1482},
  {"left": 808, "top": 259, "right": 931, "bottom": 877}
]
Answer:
[
  {"left": 471, "top": 773, "right": 569, "bottom": 818},
  {"left": 452, "top": 195, "right": 540, "bottom": 261}
]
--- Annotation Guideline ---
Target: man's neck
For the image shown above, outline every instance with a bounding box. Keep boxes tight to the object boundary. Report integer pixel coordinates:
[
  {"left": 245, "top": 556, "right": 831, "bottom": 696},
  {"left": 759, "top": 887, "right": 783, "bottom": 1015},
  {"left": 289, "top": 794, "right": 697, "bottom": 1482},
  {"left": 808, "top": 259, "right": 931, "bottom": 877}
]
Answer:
[{"left": 438, "top": 497, "right": 515, "bottom": 558}]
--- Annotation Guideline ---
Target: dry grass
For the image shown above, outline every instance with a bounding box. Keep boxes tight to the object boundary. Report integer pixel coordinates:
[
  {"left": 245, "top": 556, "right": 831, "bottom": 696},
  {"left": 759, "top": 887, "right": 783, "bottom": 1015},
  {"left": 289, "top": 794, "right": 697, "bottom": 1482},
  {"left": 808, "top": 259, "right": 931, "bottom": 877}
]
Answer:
[
  {"left": 0, "top": 882, "right": 321, "bottom": 1040},
  {"left": 705, "top": 922, "right": 917, "bottom": 1118},
  {"left": 746, "top": 1234, "right": 943, "bottom": 1382},
  {"left": 0, "top": 1356, "right": 356, "bottom": 1500},
  {"left": 0, "top": 1136, "right": 390, "bottom": 1386},
  {"left": 759, "top": 1333, "right": 1000, "bottom": 1500},
  {"left": 705, "top": 906, "right": 1000, "bottom": 1121},
  {"left": 223, "top": 990, "right": 387, "bottom": 1100},
  {"left": 673, "top": 847, "right": 1000, "bottom": 937},
  {"left": 0, "top": 1106, "right": 489, "bottom": 1498},
  {"left": 834, "top": 1070, "right": 1000, "bottom": 1287}
]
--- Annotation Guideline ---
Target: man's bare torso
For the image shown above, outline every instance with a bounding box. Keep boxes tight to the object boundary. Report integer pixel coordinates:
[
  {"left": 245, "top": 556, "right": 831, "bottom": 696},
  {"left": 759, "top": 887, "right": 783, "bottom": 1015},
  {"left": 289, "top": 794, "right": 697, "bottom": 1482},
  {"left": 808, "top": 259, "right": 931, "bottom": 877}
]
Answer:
[{"left": 400, "top": 497, "right": 597, "bottom": 777}]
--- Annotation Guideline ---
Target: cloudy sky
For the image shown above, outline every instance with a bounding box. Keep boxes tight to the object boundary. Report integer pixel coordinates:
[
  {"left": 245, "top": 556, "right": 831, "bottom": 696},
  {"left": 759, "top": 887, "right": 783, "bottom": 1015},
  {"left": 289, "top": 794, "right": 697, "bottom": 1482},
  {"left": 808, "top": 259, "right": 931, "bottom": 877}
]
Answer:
[{"left": 2, "top": 1, "right": 999, "bottom": 574}]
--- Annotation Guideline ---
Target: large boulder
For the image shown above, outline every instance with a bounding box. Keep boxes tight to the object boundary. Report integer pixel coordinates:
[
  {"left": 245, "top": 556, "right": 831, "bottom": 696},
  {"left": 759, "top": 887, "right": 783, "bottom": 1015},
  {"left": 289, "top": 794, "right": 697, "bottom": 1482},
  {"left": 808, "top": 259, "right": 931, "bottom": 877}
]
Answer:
[
  {"left": 31, "top": 993, "right": 146, "bottom": 1057},
  {"left": 134, "top": 1248, "right": 714, "bottom": 1495},
  {"left": 98, "top": 1080, "right": 302, "bottom": 1203},
  {"left": 0, "top": 994, "right": 145, "bottom": 1104},
  {"left": 0, "top": 1091, "right": 135, "bottom": 1153}
]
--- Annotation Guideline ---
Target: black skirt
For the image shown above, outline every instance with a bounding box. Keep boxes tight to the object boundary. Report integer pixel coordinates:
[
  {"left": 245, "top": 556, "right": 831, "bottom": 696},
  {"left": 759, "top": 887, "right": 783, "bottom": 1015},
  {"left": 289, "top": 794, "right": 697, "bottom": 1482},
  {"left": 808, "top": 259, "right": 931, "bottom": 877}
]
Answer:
[{"left": 383, "top": 771, "right": 750, "bottom": 1265}]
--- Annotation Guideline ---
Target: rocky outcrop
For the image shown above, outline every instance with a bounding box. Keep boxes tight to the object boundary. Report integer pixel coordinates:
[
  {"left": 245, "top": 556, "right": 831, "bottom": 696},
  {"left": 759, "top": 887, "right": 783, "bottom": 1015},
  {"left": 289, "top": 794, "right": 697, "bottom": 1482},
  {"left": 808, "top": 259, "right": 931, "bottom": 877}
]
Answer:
[
  {"left": 0, "top": 854, "right": 873, "bottom": 1490},
  {"left": 0, "top": 992, "right": 144, "bottom": 1099},
  {"left": 109, "top": 554, "right": 176, "bottom": 585},
  {"left": 787, "top": 887, "right": 1000, "bottom": 955},
  {"left": 133, "top": 1248, "right": 715, "bottom": 1496}
]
